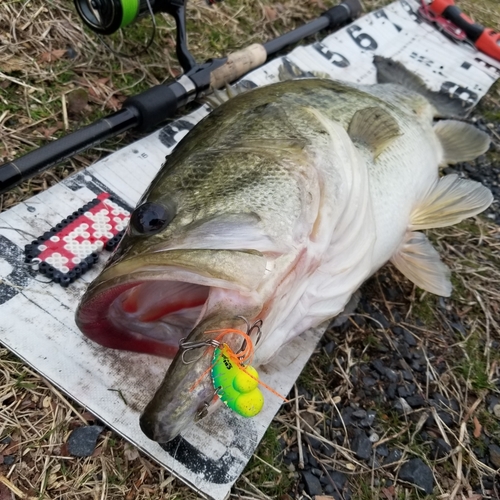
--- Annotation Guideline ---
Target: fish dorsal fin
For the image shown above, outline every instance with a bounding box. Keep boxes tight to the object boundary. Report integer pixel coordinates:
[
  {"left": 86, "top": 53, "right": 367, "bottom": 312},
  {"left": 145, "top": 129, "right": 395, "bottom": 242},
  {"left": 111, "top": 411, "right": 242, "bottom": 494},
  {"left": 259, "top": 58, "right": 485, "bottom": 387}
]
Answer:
[
  {"left": 410, "top": 174, "right": 493, "bottom": 230},
  {"left": 373, "top": 56, "right": 470, "bottom": 118},
  {"left": 347, "top": 107, "right": 401, "bottom": 158},
  {"left": 205, "top": 81, "right": 256, "bottom": 109},
  {"left": 391, "top": 231, "right": 452, "bottom": 297},
  {"left": 434, "top": 120, "right": 490, "bottom": 165}
]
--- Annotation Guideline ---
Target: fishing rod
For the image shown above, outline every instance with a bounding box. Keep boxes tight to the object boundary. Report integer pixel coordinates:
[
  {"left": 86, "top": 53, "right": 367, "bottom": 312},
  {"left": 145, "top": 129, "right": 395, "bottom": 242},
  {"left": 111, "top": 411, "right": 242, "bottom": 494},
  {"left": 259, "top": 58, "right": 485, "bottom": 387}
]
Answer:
[{"left": 0, "top": 0, "right": 362, "bottom": 194}]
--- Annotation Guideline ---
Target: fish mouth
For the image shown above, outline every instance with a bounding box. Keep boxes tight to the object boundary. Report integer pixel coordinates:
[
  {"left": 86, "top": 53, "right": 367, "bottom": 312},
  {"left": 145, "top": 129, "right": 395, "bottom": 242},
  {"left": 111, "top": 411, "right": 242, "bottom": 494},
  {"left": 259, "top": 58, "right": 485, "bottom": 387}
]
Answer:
[
  {"left": 75, "top": 249, "right": 267, "bottom": 357},
  {"left": 139, "top": 314, "right": 252, "bottom": 444}
]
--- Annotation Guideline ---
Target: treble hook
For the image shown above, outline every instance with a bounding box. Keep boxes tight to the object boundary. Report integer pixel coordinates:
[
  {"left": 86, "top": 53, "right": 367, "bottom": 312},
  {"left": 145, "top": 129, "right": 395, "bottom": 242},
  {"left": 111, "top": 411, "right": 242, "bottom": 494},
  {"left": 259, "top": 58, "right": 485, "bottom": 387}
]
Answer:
[
  {"left": 236, "top": 316, "right": 263, "bottom": 355},
  {"left": 179, "top": 337, "right": 221, "bottom": 365}
]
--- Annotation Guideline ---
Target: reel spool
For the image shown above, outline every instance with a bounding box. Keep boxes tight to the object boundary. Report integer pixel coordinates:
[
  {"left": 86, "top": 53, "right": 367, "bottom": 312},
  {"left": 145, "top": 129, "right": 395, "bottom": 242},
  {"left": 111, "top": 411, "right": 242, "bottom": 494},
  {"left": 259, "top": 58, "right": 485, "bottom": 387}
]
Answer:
[
  {"left": 74, "top": 0, "right": 204, "bottom": 69},
  {"left": 75, "top": 0, "right": 168, "bottom": 35}
]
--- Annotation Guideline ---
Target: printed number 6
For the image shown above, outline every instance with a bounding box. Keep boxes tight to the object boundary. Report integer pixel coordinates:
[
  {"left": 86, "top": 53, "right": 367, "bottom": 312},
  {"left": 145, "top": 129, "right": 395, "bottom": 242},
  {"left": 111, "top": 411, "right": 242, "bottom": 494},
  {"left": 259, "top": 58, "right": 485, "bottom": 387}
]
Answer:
[{"left": 347, "top": 25, "right": 378, "bottom": 51}]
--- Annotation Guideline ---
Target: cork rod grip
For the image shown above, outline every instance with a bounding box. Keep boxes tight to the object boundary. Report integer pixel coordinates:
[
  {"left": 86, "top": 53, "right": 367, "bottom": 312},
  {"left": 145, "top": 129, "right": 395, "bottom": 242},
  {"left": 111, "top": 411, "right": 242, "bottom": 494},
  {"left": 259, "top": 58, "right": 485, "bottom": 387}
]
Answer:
[{"left": 210, "top": 44, "right": 267, "bottom": 89}]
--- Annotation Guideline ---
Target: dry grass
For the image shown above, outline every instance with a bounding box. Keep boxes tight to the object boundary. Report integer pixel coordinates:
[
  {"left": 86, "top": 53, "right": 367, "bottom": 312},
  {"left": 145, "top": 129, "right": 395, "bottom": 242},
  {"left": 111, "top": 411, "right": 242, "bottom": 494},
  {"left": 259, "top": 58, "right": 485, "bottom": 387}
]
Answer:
[{"left": 1, "top": 0, "right": 500, "bottom": 499}]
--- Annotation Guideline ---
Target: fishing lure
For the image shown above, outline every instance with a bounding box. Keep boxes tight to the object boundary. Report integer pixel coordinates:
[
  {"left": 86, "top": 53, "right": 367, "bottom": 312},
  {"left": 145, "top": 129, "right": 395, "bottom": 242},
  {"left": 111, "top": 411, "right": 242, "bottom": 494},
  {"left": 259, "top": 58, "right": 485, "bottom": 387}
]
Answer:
[
  {"left": 181, "top": 319, "right": 287, "bottom": 418},
  {"left": 211, "top": 344, "right": 264, "bottom": 418}
]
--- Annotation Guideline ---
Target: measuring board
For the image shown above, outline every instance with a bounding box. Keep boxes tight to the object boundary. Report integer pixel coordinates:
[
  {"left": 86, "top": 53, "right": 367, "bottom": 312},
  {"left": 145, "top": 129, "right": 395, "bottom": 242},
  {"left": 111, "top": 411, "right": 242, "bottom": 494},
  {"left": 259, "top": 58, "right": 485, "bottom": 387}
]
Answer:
[{"left": 1, "top": 1, "right": 499, "bottom": 498}]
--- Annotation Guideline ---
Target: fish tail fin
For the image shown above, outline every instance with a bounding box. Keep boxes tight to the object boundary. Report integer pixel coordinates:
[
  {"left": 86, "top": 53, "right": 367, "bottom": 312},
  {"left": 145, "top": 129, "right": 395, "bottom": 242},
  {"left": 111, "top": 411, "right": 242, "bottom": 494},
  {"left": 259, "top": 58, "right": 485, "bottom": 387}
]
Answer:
[
  {"left": 391, "top": 174, "right": 493, "bottom": 296},
  {"left": 410, "top": 174, "right": 493, "bottom": 230},
  {"left": 373, "top": 56, "right": 470, "bottom": 118},
  {"left": 434, "top": 119, "right": 490, "bottom": 164}
]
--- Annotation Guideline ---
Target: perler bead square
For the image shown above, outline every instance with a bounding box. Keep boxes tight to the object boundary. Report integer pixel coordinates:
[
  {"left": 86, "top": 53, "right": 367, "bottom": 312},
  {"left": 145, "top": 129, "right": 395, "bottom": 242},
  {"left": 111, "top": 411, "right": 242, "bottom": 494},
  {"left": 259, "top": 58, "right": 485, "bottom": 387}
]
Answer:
[{"left": 24, "top": 193, "right": 131, "bottom": 287}]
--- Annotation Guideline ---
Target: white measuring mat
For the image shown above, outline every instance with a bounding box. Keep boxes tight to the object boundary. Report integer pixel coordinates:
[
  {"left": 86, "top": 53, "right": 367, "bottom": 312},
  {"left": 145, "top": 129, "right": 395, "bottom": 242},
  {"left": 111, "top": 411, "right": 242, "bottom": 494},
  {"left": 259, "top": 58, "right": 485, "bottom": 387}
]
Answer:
[{"left": 1, "top": 1, "right": 499, "bottom": 498}]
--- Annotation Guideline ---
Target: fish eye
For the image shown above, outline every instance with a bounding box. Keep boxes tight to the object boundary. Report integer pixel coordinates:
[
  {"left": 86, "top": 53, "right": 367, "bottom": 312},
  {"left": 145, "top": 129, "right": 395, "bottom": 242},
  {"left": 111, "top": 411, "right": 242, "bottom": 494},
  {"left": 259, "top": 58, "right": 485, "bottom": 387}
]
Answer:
[{"left": 131, "top": 201, "right": 175, "bottom": 235}]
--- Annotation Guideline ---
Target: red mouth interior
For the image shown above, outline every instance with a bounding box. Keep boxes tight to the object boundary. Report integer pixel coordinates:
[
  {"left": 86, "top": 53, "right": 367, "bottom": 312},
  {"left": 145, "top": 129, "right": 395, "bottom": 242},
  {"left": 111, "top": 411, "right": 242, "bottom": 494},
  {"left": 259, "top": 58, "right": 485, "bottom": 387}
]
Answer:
[{"left": 76, "top": 280, "right": 210, "bottom": 357}]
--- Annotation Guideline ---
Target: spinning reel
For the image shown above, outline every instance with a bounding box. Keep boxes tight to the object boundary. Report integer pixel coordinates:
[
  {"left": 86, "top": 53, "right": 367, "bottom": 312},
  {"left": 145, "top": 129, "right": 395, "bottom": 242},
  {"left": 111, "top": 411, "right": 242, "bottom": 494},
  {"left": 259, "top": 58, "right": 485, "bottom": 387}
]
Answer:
[{"left": 74, "top": 0, "right": 220, "bottom": 69}]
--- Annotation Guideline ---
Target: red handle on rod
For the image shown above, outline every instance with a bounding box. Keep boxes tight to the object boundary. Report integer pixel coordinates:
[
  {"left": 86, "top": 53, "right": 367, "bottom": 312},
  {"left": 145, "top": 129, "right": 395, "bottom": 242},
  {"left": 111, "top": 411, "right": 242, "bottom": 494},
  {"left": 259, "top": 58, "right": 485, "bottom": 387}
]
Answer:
[{"left": 429, "top": 0, "right": 500, "bottom": 61}]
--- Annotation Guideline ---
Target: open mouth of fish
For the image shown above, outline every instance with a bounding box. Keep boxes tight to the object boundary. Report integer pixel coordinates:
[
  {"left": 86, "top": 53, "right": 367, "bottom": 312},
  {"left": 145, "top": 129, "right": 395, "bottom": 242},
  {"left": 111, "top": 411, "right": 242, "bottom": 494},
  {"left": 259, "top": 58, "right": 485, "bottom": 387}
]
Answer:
[{"left": 76, "top": 248, "right": 267, "bottom": 358}]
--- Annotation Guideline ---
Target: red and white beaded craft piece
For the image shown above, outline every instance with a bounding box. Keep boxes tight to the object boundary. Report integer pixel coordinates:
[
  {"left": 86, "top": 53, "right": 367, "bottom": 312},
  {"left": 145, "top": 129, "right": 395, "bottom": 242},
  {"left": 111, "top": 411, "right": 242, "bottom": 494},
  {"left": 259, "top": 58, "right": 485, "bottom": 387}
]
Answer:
[{"left": 25, "top": 193, "right": 131, "bottom": 286}]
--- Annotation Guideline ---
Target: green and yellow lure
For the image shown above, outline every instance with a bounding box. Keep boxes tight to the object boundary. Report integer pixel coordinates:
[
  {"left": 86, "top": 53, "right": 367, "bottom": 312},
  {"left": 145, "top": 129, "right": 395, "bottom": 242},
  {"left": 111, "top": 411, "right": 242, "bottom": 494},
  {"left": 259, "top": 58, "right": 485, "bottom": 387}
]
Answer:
[
  {"left": 188, "top": 324, "right": 287, "bottom": 418},
  {"left": 211, "top": 344, "right": 264, "bottom": 418}
]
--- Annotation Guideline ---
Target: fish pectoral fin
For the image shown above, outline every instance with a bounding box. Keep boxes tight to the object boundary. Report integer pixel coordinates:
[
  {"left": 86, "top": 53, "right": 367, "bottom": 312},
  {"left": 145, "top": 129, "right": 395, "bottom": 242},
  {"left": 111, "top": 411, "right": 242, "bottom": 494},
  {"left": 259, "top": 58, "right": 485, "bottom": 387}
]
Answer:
[
  {"left": 391, "top": 231, "right": 452, "bottom": 297},
  {"left": 434, "top": 120, "right": 490, "bottom": 165},
  {"left": 347, "top": 107, "right": 401, "bottom": 158},
  {"left": 410, "top": 174, "right": 493, "bottom": 230}
]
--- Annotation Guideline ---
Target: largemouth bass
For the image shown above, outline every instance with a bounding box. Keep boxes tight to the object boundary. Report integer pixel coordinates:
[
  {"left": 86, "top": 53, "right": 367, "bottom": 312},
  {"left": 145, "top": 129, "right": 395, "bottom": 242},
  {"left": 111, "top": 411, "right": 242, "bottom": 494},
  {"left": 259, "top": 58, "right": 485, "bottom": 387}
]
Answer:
[{"left": 76, "top": 59, "right": 492, "bottom": 443}]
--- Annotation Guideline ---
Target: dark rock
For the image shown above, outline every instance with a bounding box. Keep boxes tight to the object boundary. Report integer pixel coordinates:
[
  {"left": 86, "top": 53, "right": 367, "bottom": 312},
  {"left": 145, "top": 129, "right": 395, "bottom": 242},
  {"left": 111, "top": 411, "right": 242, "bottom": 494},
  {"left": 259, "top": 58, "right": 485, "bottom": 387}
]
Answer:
[
  {"left": 394, "top": 398, "right": 412, "bottom": 415},
  {"left": 384, "top": 368, "right": 398, "bottom": 383},
  {"left": 307, "top": 453, "right": 319, "bottom": 469},
  {"left": 360, "top": 410, "right": 376, "bottom": 427},
  {"left": 362, "top": 376, "right": 377, "bottom": 387},
  {"left": 488, "top": 444, "right": 500, "bottom": 468},
  {"left": 402, "top": 370, "right": 413, "bottom": 381},
  {"left": 391, "top": 326, "right": 403, "bottom": 336},
  {"left": 398, "top": 458, "right": 434, "bottom": 494},
  {"left": 402, "top": 329, "right": 417, "bottom": 346},
  {"left": 372, "top": 359, "right": 386, "bottom": 376},
  {"left": 437, "top": 411, "right": 455, "bottom": 426},
  {"left": 3, "top": 455, "right": 15, "bottom": 465},
  {"left": 297, "top": 387, "right": 312, "bottom": 400},
  {"left": 411, "top": 359, "right": 424, "bottom": 371},
  {"left": 304, "top": 435, "right": 322, "bottom": 450},
  {"left": 482, "top": 476, "right": 494, "bottom": 489},
  {"left": 311, "top": 467, "right": 322, "bottom": 477},
  {"left": 397, "top": 386, "right": 411, "bottom": 398},
  {"left": 284, "top": 451, "right": 299, "bottom": 465},
  {"left": 434, "top": 438, "right": 452, "bottom": 459},
  {"left": 376, "top": 444, "right": 389, "bottom": 457},
  {"left": 407, "top": 395, "right": 426, "bottom": 408},
  {"left": 451, "top": 322, "right": 466, "bottom": 335},
  {"left": 351, "top": 432, "right": 372, "bottom": 460},
  {"left": 370, "top": 312, "right": 390, "bottom": 329},
  {"left": 329, "top": 470, "right": 347, "bottom": 489},
  {"left": 352, "top": 409, "right": 367, "bottom": 419},
  {"left": 324, "top": 484, "right": 335, "bottom": 495},
  {"left": 322, "top": 403, "right": 332, "bottom": 413},
  {"left": 302, "top": 470, "right": 322, "bottom": 497},
  {"left": 67, "top": 425, "right": 104, "bottom": 457},
  {"left": 432, "top": 393, "right": 459, "bottom": 412},
  {"left": 332, "top": 407, "right": 354, "bottom": 427},
  {"left": 321, "top": 442, "right": 335, "bottom": 457},
  {"left": 387, "top": 383, "right": 397, "bottom": 399},
  {"left": 398, "top": 343, "right": 411, "bottom": 360},
  {"left": 385, "top": 448, "right": 403, "bottom": 464},
  {"left": 324, "top": 340, "right": 336, "bottom": 355},
  {"left": 354, "top": 315, "right": 366, "bottom": 326}
]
